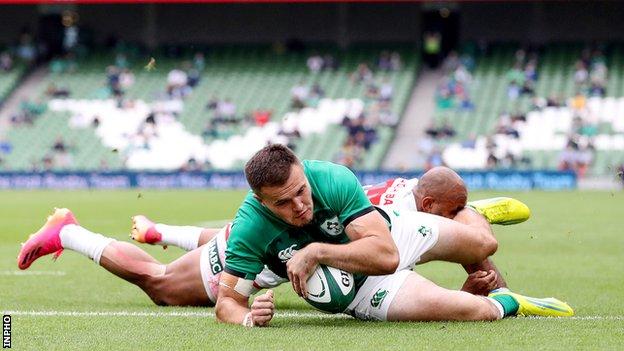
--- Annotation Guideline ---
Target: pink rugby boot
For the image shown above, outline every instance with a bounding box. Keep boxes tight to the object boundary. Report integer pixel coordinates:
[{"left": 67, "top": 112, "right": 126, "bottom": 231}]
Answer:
[{"left": 17, "top": 208, "right": 78, "bottom": 270}]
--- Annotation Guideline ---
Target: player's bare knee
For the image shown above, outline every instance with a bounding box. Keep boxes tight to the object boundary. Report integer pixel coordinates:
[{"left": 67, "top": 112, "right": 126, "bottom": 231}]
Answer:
[
  {"left": 483, "top": 236, "right": 498, "bottom": 257},
  {"left": 467, "top": 236, "right": 497, "bottom": 264}
]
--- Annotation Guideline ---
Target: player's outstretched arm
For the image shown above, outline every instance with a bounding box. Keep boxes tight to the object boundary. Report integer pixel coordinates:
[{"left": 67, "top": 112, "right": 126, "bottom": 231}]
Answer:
[{"left": 216, "top": 272, "right": 274, "bottom": 327}]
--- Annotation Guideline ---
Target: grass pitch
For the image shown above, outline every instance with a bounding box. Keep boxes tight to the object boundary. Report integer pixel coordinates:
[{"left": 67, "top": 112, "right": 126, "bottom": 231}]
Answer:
[{"left": 1, "top": 190, "right": 623, "bottom": 350}]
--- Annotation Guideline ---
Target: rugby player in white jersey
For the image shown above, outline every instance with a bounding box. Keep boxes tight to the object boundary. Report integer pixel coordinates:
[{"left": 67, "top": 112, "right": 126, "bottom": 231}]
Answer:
[{"left": 16, "top": 167, "right": 523, "bottom": 307}]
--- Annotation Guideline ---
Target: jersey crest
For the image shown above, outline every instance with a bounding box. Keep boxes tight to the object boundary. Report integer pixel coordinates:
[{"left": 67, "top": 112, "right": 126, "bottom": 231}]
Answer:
[{"left": 320, "top": 216, "right": 344, "bottom": 236}]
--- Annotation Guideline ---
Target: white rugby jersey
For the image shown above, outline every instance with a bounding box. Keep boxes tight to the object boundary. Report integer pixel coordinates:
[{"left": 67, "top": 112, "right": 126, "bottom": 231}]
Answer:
[{"left": 363, "top": 177, "right": 419, "bottom": 211}]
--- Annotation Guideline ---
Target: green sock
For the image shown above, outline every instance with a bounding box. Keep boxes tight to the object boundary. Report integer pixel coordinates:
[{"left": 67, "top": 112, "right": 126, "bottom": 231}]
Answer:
[{"left": 491, "top": 294, "right": 520, "bottom": 317}]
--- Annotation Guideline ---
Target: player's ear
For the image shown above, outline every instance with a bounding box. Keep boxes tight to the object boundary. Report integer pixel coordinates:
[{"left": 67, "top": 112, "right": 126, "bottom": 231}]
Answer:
[
  {"left": 253, "top": 192, "right": 266, "bottom": 206},
  {"left": 422, "top": 196, "right": 434, "bottom": 212}
]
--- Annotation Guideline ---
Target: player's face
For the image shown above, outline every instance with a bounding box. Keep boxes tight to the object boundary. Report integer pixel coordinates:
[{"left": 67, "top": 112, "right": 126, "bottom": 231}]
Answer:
[
  {"left": 428, "top": 198, "right": 466, "bottom": 219},
  {"left": 258, "top": 164, "right": 314, "bottom": 227}
]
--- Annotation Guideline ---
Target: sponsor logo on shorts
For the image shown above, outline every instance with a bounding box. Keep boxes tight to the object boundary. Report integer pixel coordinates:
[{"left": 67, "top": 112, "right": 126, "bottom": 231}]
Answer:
[
  {"left": 418, "top": 225, "right": 432, "bottom": 237},
  {"left": 370, "top": 289, "right": 389, "bottom": 308},
  {"left": 207, "top": 240, "right": 223, "bottom": 275},
  {"left": 320, "top": 216, "right": 344, "bottom": 236},
  {"left": 278, "top": 244, "right": 298, "bottom": 262}
]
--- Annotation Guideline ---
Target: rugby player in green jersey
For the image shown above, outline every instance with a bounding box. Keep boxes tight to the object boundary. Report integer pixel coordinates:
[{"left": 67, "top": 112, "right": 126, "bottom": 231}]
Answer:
[{"left": 216, "top": 145, "right": 573, "bottom": 327}]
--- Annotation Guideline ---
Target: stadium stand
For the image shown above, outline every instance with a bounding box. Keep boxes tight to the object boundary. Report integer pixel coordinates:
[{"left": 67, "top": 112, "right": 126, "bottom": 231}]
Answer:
[
  {"left": 426, "top": 43, "right": 624, "bottom": 177},
  {"left": 1, "top": 46, "right": 417, "bottom": 171}
]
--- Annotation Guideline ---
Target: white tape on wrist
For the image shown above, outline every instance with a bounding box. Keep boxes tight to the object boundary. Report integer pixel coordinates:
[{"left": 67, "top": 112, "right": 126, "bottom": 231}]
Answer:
[{"left": 242, "top": 312, "right": 254, "bottom": 327}]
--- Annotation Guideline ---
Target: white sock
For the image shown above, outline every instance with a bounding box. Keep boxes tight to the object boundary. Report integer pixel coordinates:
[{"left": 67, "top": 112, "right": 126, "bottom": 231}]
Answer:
[
  {"left": 60, "top": 224, "right": 115, "bottom": 265},
  {"left": 486, "top": 297, "right": 505, "bottom": 319},
  {"left": 154, "top": 224, "right": 203, "bottom": 251}
]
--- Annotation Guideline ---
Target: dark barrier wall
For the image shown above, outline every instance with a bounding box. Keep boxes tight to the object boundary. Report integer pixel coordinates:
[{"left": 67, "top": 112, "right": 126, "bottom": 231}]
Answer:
[
  {"left": 0, "top": 171, "right": 576, "bottom": 191},
  {"left": 2, "top": 2, "right": 624, "bottom": 46}
]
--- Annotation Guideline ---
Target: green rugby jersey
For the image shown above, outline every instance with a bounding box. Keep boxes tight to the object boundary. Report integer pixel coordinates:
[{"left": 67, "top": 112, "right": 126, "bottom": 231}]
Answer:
[{"left": 224, "top": 160, "right": 374, "bottom": 285}]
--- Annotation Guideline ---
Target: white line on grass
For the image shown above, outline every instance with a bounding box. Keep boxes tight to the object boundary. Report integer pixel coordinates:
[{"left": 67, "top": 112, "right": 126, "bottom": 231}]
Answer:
[
  {"left": 3, "top": 310, "right": 623, "bottom": 321},
  {"left": 3, "top": 310, "right": 350, "bottom": 319},
  {"left": 0, "top": 270, "right": 66, "bottom": 276}
]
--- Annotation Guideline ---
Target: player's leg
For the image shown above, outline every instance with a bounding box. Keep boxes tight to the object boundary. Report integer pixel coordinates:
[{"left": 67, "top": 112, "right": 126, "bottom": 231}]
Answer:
[
  {"left": 387, "top": 271, "right": 500, "bottom": 321},
  {"left": 452, "top": 207, "right": 508, "bottom": 292},
  {"left": 137, "top": 247, "right": 212, "bottom": 306},
  {"left": 347, "top": 271, "right": 499, "bottom": 321},
  {"left": 348, "top": 270, "right": 573, "bottom": 322},
  {"left": 417, "top": 208, "right": 499, "bottom": 266},
  {"left": 131, "top": 215, "right": 221, "bottom": 250},
  {"left": 384, "top": 208, "right": 496, "bottom": 269},
  {"left": 18, "top": 208, "right": 212, "bottom": 306}
]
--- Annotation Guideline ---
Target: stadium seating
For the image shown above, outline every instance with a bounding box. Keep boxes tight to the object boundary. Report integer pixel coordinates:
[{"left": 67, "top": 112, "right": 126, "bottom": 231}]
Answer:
[
  {"left": 431, "top": 43, "right": 624, "bottom": 175},
  {"left": 1, "top": 47, "right": 417, "bottom": 171},
  {"left": 0, "top": 62, "right": 26, "bottom": 105}
]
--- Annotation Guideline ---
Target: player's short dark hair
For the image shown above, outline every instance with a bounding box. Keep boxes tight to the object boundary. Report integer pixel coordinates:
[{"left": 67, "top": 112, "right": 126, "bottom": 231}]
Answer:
[{"left": 245, "top": 144, "right": 300, "bottom": 194}]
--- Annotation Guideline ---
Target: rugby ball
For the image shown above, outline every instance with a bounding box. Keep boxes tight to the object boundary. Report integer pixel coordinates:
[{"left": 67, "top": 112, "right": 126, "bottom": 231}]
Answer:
[{"left": 304, "top": 265, "right": 355, "bottom": 313}]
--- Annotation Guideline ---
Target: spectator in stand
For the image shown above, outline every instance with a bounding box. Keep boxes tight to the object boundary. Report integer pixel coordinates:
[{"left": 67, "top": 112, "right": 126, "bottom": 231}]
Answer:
[
  {"left": 425, "top": 120, "right": 456, "bottom": 139},
  {"left": 323, "top": 54, "right": 339, "bottom": 71},
  {"left": 0, "top": 52, "right": 12, "bottom": 71},
  {"left": 0, "top": 139, "right": 12, "bottom": 161},
  {"left": 423, "top": 31, "right": 442, "bottom": 68},
  {"left": 365, "top": 83, "right": 380, "bottom": 100},
  {"left": 180, "top": 157, "right": 203, "bottom": 172},
  {"left": 617, "top": 164, "right": 624, "bottom": 188},
  {"left": 558, "top": 140, "right": 579, "bottom": 172},
  {"left": 379, "top": 78, "right": 393, "bottom": 102},
  {"left": 307, "top": 53, "right": 324, "bottom": 73},
  {"left": 290, "top": 81, "right": 309, "bottom": 101},
  {"left": 167, "top": 67, "right": 190, "bottom": 99},
  {"left": 310, "top": 83, "right": 325, "bottom": 99},
  {"left": 252, "top": 109, "right": 272, "bottom": 127},
  {"left": 215, "top": 99, "right": 237, "bottom": 122},
  {"left": 193, "top": 52, "right": 205, "bottom": 71},
  {"left": 576, "top": 144, "right": 594, "bottom": 178},
  {"left": 115, "top": 53, "right": 128, "bottom": 69},
  {"left": 546, "top": 94, "right": 562, "bottom": 107},
  {"left": 351, "top": 63, "right": 373, "bottom": 84},
  {"left": 436, "top": 86, "right": 454, "bottom": 110},
  {"left": 379, "top": 106, "right": 398, "bottom": 127},
  {"left": 17, "top": 31, "right": 37, "bottom": 63},
  {"left": 45, "top": 84, "right": 71, "bottom": 99},
  {"left": 377, "top": 51, "right": 392, "bottom": 71},
  {"left": 442, "top": 51, "right": 461, "bottom": 73},
  {"left": 106, "top": 66, "right": 123, "bottom": 97},
  {"left": 119, "top": 69, "right": 135, "bottom": 90},
  {"left": 573, "top": 60, "right": 589, "bottom": 88},
  {"left": 570, "top": 91, "right": 587, "bottom": 112},
  {"left": 439, "top": 120, "right": 457, "bottom": 138},
  {"left": 495, "top": 113, "right": 520, "bottom": 138}
]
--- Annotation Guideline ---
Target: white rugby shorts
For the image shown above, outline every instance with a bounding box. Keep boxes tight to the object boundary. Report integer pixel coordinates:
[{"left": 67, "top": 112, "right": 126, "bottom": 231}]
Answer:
[{"left": 346, "top": 207, "right": 440, "bottom": 320}]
